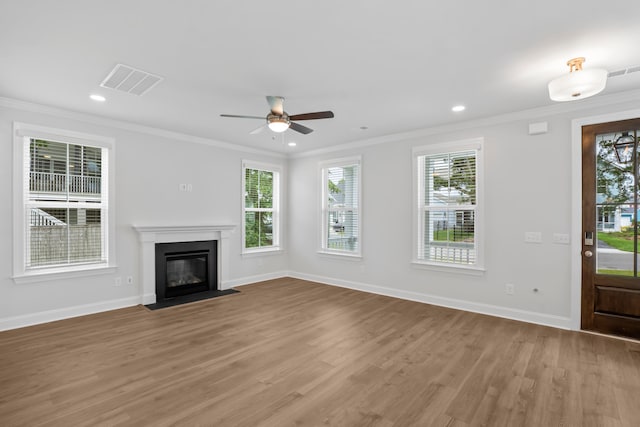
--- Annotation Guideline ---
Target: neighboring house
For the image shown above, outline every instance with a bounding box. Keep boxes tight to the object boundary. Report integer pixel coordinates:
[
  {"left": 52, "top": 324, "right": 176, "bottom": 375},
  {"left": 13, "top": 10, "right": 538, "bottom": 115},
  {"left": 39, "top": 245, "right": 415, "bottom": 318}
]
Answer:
[
  {"left": 596, "top": 193, "right": 635, "bottom": 232},
  {"left": 422, "top": 188, "right": 476, "bottom": 265},
  {"left": 429, "top": 188, "right": 474, "bottom": 236}
]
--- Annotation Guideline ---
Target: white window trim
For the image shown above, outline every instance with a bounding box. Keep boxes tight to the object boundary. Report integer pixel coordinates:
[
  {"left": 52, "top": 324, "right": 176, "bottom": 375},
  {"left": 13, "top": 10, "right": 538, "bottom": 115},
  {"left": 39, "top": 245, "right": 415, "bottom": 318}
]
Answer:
[
  {"left": 412, "top": 138, "right": 485, "bottom": 272},
  {"left": 241, "top": 160, "right": 282, "bottom": 254},
  {"left": 12, "top": 122, "right": 117, "bottom": 283},
  {"left": 318, "top": 156, "right": 362, "bottom": 257}
]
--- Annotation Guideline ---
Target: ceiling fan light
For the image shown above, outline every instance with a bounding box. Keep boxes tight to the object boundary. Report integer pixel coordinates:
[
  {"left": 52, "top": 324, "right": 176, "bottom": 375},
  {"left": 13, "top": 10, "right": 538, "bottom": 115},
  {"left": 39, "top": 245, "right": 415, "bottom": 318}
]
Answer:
[
  {"left": 268, "top": 118, "right": 290, "bottom": 133},
  {"left": 548, "top": 57, "right": 608, "bottom": 102}
]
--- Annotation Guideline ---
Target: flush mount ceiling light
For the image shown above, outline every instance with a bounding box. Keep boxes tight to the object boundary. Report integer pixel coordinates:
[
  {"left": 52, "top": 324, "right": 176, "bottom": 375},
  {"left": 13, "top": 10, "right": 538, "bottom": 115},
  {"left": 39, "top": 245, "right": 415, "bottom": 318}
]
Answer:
[
  {"left": 89, "top": 94, "right": 106, "bottom": 102},
  {"left": 452, "top": 105, "right": 466, "bottom": 112},
  {"left": 548, "top": 57, "right": 608, "bottom": 102}
]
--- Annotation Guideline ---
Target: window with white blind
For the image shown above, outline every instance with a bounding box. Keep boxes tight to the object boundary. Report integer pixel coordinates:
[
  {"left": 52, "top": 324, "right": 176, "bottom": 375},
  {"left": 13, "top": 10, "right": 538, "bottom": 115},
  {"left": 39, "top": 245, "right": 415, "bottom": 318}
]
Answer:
[
  {"left": 242, "top": 161, "right": 280, "bottom": 252},
  {"left": 13, "top": 123, "right": 114, "bottom": 280},
  {"left": 320, "top": 157, "right": 361, "bottom": 256},
  {"left": 413, "top": 139, "right": 483, "bottom": 270}
]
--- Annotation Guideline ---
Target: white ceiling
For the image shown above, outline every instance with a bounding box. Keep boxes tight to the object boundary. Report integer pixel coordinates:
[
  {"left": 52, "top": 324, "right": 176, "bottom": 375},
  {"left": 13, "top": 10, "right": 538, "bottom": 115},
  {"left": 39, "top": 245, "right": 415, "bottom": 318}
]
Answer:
[{"left": 2, "top": 1, "right": 640, "bottom": 154}]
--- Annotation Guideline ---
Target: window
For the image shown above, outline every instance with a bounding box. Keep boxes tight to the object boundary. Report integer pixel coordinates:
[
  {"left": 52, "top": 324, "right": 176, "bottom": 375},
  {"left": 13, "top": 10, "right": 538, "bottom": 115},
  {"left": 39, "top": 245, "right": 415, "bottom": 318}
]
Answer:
[
  {"left": 414, "top": 139, "right": 483, "bottom": 270},
  {"left": 321, "top": 157, "right": 361, "bottom": 256},
  {"left": 13, "top": 123, "right": 114, "bottom": 280},
  {"left": 242, "top": 161, "right": 280, "bottom": 252}
]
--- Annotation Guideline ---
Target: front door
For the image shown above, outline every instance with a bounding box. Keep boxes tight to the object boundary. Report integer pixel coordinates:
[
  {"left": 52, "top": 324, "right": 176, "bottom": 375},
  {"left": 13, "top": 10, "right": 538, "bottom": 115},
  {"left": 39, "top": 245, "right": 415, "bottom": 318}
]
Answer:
[{"left": 582, "top": 119, "right": 640, "bottom": 339}]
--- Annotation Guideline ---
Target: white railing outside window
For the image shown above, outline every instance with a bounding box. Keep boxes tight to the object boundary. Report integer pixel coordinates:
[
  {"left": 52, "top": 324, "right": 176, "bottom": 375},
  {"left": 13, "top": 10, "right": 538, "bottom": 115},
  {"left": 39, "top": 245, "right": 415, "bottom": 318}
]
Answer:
[
  {"left": 13, "top": 124, "right": 112, "bottom": 277},
  {"left": 30, "top": 171, "right": 101, "bottom": 195}
]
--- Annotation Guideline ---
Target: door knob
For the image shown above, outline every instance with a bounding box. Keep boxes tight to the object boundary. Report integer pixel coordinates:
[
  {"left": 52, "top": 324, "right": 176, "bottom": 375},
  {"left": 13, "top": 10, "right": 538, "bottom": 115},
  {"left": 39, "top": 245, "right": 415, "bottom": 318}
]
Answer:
[{"left": 584, "top": 250, "right": 593, "bottom": 258}]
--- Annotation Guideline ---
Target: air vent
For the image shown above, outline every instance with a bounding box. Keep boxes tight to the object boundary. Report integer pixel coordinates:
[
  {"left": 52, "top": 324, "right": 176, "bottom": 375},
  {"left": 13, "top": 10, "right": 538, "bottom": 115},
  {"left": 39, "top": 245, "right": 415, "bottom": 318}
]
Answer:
[
  {"left": 607, "top": 65, "right": 640, "bottom": 78},
  {"left": 100, "top": 64, "right": 163, "bottom": 96}
]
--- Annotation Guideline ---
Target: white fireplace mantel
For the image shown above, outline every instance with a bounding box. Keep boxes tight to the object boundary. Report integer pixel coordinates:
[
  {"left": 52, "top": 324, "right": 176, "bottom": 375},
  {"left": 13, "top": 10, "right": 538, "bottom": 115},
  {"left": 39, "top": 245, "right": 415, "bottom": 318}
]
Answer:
[{"left": 133, "top": 224, "right": 236, "bottom": 305}]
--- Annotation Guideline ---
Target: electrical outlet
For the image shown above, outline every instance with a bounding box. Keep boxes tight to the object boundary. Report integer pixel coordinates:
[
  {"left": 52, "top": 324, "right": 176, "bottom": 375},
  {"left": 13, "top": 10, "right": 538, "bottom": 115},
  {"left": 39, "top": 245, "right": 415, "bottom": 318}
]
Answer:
[
  {"left": 505, "top": 283, "right": 515, "bottom": 295},
  {"left": 524, "top": 231, "right": 542, "bottom": 243},
  {"left": 126, "top": 276, "right": 133, "bottom": 285},
  {"left": 114, "top": 277, "right": 122, "bottom": 286},
  {"left": 187, "top": 183, "right": 193, "bottom": 192}
]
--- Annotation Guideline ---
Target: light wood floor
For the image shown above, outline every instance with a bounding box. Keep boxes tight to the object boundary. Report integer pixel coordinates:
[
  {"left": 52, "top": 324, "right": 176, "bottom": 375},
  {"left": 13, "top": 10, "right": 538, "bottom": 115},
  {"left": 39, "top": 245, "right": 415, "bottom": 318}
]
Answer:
[{"left": 1, "top": 278, "right": 640, "bottom": 426}]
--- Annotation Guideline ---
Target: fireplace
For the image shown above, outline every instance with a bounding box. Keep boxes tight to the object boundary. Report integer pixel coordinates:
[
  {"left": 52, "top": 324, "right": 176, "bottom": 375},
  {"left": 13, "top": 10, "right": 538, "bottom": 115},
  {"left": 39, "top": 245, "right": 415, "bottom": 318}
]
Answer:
[
  {"left": 133, "top": 224, "right": 235, "bottom": 305},
  {"left": 155, "top": 240, "right": 217, "bottom": 302}
]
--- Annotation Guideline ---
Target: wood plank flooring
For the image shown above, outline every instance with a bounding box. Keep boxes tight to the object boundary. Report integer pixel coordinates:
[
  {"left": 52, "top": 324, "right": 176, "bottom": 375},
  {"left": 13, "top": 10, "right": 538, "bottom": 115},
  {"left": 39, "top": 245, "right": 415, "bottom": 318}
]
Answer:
[{"left": 1, "top": 277, "right": 640, "bottom": 426}]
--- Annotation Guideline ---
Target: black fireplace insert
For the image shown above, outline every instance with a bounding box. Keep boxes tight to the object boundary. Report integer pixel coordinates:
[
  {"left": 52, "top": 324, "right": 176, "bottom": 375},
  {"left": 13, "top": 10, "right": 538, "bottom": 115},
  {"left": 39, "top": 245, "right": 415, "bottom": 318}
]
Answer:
[{"left": 155, "top": 240, "right": 217, "bottom": 301}]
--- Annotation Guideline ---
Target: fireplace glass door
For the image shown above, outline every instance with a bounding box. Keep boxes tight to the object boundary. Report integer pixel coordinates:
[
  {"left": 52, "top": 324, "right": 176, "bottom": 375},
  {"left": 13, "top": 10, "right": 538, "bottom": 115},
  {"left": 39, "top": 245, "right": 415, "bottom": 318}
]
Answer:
[
  {"left": 165, "top": 252, "right": 209, "bottom": 298},
  {"left": 155, "top": 240, "right": 217, "bottom": 301}
]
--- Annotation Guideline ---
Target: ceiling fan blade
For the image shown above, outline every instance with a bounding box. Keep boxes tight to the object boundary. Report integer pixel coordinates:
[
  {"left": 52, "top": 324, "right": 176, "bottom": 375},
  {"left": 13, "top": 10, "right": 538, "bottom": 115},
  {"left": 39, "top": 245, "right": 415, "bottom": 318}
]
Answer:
[
  {"left": 220, "top": 114, "right": 265, "bottom": 120},
  {"left": 289, "top": 111, "right": 334, "bottom": 121},
  {"left": 266, "top": 96, "right": 284, "bottom": 115},
  {"left": 289, "top": 122, "right": 314, "bottom": 135},
  {"left": 249, "top": 124, "right": 267, "bottom": 135}
]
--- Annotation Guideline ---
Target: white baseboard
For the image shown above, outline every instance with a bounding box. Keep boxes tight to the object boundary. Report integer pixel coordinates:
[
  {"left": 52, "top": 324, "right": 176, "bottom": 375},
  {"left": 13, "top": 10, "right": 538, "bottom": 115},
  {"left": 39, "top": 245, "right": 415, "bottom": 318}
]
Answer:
[
  {"left": 288, "top": 271, "right": 573, "bottom": 330},
  {"left": 0, "top": 271, "right": 573, "bottom": 332},
  {"left": 141, "top": 293, "right": 155, "bottom": 305},
  {"left": 0, "top": 271, "right": 287, "bottom": 331},
  {"left": 0, "top": 296, "right": 141, "bottom": 332},
  {"left": 221, "top": 271, "right": 290, "bottom": 289}
]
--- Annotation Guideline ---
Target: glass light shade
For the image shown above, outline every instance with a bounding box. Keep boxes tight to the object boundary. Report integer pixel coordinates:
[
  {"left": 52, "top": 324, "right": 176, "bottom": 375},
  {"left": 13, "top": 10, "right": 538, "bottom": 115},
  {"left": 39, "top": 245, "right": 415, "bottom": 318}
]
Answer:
[
  {"left": 548, "top": 68, "right": 608, "bottom": 102},
  {"left": 268, "top": 119, "right": 290, "bottom": 133},
  {"left": 614, "top": 133, "right": 636, "bottom": 163}
]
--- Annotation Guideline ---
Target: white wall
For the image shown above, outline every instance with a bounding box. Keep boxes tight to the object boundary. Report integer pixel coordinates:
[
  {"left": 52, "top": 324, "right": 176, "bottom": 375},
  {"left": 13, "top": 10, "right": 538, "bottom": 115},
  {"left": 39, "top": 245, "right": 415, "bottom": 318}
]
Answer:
[
  {"left": 3, "top": 92, "right": 640, "bottom": 332},
  {"left": 287, "top": 93, "right": 640, "bottom": 329},
  {"left": 0, "top": 101, "right": 289, "bottom": 329}
]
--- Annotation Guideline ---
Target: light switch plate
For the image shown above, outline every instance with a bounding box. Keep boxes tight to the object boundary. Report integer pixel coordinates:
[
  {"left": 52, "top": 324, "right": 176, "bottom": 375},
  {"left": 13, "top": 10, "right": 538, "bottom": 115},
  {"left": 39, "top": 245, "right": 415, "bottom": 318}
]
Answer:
[
  {"left": 525, "top": 231, "right": 542, "bottom": 243},
  {"left": 553, "top": 233, "right": 570, "bottom": 244}
]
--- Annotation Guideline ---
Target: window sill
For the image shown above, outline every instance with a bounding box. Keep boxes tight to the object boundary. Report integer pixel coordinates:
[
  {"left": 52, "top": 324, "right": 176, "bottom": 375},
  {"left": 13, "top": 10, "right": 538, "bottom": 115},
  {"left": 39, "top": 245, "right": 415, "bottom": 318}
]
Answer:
[
  {"left": 242, "top": 247, "right": 284, "bottom": 257},
  {"left": 317, "top": 250, "right": 363, "bottom": 261},
  {"left": 411, "top": 260, "right": 485, "bottom": 276},
  {"left": 13, "top": 264, "right": 117, "bottom": 284}
]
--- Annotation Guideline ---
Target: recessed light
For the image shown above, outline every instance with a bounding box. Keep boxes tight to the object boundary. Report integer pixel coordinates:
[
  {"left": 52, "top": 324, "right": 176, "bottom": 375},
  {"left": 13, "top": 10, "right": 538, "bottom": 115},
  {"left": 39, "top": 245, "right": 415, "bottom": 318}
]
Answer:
[
  {"left": 452, "top": 105, "right": 466, "bottom": 112},
  {"left": 288, "top": 142, "right": 297, "bottom": 147},
  {"left": 90, "top": 94, "right": 106, "bottom": 102}
]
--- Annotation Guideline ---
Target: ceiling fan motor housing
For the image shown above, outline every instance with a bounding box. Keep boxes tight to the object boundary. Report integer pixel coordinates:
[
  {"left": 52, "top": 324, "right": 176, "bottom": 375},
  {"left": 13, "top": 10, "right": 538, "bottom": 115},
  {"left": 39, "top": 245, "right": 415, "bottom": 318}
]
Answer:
[{"left": 267, "top": 112, "right": 290, "bottom": 125}]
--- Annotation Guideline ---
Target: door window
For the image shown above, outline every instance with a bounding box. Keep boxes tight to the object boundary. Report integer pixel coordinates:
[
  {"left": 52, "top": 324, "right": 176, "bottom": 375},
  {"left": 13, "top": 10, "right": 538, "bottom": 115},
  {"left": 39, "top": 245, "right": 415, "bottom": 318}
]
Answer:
[{"left": 595, "top": 130, "right": 639, "bottom": 276}]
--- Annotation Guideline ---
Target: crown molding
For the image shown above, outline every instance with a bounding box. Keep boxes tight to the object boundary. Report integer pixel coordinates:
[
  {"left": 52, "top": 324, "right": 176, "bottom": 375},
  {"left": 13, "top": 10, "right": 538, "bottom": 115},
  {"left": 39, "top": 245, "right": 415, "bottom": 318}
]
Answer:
[
  {"left": 0, "top": 97, "right": 286, "bottom": 159},
  {"left": 4, "top": 87, "right": 640, "bottom": 161},
  {"left": 290, "top": 88, "right": 640, "bottom": 159}
]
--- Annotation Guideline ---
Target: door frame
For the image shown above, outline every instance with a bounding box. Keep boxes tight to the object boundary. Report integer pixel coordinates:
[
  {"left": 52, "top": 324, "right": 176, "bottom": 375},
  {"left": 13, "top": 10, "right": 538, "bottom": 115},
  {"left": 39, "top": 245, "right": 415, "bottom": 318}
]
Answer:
[{"left": 571, "top": 107, "right": 640, "bottom": 331}]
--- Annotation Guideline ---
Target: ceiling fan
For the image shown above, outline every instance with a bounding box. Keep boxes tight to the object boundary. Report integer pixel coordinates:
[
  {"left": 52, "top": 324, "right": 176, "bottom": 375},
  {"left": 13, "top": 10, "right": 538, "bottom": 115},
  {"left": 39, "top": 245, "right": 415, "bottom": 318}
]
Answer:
[{"left": 220, "top": 96, "right": 334, "bottom": 135}]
